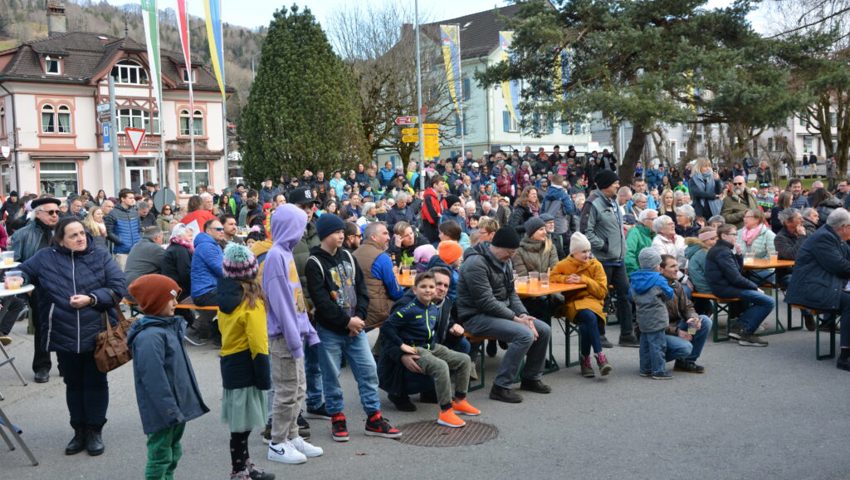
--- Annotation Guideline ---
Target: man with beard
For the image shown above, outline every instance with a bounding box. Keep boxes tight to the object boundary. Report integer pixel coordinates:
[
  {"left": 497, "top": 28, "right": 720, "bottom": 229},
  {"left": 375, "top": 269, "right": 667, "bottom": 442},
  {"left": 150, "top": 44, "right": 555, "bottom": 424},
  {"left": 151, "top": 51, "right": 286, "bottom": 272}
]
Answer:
[{"left": 721, "top": 176, "right": 759, "bottom": 228}]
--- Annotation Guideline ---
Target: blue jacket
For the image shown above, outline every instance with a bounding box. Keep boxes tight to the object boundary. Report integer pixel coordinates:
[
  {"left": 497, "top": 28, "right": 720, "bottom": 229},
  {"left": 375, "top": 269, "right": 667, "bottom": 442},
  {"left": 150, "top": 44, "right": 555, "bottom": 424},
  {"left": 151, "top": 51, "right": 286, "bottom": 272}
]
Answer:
[
  {"left": 379, "top": 167, "right": 395, "bottom": 187},
  {"left": 19, "top": 236, "right": 127, "bottom": 354},
  {"left": 629, "top": 269, "right": 674, "bottom": 333},
  {"left": 785, "top": 224, "right": 850, "bottom": 311},
  {"left": 191, "top": 232, "right": 223, "bottom": 298},
  {"left": 105, "top": 204, "right": 141, "bottom": 254},
  {"left": 382, "top": 297, "right": 440, "bottom": 351},
  {"left": 127, "top": 315, "right": 209, "bottom": 434},
  {"left": 705, "top": 239, "right": 757, "bottom": 299}
]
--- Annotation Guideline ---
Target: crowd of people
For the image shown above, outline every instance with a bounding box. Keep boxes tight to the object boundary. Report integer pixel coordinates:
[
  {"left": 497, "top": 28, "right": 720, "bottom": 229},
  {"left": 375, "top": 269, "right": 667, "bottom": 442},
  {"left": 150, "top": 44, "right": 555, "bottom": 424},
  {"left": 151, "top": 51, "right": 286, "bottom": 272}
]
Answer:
[{"left": 3, "top": 145, "right": 850, "bottom": 480}]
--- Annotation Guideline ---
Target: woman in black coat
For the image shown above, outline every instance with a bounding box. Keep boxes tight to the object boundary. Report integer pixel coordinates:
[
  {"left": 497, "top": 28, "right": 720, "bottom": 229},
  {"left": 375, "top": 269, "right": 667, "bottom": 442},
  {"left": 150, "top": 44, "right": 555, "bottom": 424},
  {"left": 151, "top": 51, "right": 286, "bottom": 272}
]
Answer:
[
  {"left": 19, "top": 217, "right": 127, "bottom": 456},
  {"left": 160, "top": 224, "right": 194, "bottom": 327}
]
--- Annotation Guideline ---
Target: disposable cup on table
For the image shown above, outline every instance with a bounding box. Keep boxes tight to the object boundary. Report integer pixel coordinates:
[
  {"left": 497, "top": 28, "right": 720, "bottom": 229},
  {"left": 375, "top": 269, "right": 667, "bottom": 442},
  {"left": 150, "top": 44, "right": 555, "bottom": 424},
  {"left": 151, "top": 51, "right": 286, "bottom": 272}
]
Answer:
[
  {"left": 744, "top": 252, "right": 755, "bottom": 266},
  {"left": 516, "top": 276, "right": 529, "bottom": 293},
  {"left": 4, "top": 270, "right": 23, "bottom": 290},
  {"left": 540, "top": 273, "right": 550, "bottom": 289},
  {"left": 1, "top": 251, "right": 13, "bottom": 266},
  {"left": 528, "top": 272, "right": 540, "bottom": 289}
]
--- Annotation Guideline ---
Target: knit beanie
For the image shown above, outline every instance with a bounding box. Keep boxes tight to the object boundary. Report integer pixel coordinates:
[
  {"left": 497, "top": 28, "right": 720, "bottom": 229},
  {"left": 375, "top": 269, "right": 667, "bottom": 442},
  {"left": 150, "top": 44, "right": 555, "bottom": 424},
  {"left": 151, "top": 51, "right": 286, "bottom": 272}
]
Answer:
[
  {"left": 445, "top": 194, "right": 461, "bottom": 207},
  {"left": 414, "top": 244, "right": 437, "bottom": 265},
  {"left": 438, "top": 240, "right": 464, "bottom": 265},
  {"left": 491, "top": 226, "right": 521, "bottom": 249},
  {"left": 222, "top": 243, "right": 259, "bottom": 281},
  {"left": 595, "top": 170, "right": 619, "bottom": 189},
  {"left": 570, "top": 232, "right": 592, "bottom": 254},
  {"left": 638, "top": 247, "right": 662, "bottom": 270},
  {"left": 316, "top": 213, "right": 346, "bottom": 240},
  {"left": 524, "top": 217, "right": 546, "bottom": 237},
  {"left": 129, "top": 274, "right": 181, "bottom": 316}
]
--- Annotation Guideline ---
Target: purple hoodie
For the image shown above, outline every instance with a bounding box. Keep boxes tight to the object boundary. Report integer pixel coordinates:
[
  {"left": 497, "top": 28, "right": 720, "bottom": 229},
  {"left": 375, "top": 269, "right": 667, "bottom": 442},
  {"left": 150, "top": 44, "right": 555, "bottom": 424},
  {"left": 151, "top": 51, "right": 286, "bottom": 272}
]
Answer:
[{"left": 262, "top": 204, "right": 320, "bottom": 358}]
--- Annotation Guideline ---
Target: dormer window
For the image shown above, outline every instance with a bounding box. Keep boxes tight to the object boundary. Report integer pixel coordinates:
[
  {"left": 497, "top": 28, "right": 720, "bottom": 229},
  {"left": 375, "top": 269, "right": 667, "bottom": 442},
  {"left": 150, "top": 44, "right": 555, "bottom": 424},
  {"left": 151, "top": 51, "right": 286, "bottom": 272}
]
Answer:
[
  {"left": 182, "top": 68, "right": 196, "bottom": 83},
  {"left": 45, "top": 56, "right": 61, "bottom": 75},
  {"left": 111, "top": 60, "right": 149, "bottom": 85}
]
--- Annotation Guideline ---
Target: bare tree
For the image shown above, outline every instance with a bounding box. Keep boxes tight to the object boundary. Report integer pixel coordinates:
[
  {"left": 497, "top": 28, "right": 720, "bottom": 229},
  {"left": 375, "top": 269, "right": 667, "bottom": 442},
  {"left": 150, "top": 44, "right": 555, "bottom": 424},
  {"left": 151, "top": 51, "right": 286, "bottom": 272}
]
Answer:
[{"left": 328, "top": 4, "right": 463, "bottom": 164}]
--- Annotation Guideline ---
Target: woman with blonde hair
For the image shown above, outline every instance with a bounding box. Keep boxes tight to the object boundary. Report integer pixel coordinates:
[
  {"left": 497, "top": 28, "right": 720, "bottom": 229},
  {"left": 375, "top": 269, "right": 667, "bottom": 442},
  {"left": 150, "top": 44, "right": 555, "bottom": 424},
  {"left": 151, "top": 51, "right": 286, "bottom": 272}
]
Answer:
[{"left": 82, "top": 206, "right": 109, "bottom": 251}]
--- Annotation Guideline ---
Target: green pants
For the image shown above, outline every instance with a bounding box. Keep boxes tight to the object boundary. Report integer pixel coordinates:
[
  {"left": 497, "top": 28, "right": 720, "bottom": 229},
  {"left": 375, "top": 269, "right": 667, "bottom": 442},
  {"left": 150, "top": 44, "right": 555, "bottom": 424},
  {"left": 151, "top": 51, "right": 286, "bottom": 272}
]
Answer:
[
  {"left": 145, "top": 423, "right": 186, "bottom": 480},
  {"left": 415, "top": 343, "right": 471, "bottom": 407}
]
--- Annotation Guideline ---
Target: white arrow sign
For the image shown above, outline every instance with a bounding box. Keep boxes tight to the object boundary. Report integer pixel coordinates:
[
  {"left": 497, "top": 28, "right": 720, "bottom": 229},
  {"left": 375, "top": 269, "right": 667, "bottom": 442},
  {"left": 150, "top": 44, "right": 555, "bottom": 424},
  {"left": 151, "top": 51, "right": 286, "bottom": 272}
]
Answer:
[{"left": 125, "top": 128, "right": 146, "bottom": 154}]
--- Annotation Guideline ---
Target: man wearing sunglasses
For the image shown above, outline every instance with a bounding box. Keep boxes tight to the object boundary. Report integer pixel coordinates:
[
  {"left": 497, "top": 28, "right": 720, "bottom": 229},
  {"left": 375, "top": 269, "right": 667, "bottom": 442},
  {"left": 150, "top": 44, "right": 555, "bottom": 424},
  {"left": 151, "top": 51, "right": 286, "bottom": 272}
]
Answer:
[
  {"left": 10, "top": 197, "right": 62, "bottom": 383},
  {"left": 720, "top": 175, "right": 758, "bottom": 228}
]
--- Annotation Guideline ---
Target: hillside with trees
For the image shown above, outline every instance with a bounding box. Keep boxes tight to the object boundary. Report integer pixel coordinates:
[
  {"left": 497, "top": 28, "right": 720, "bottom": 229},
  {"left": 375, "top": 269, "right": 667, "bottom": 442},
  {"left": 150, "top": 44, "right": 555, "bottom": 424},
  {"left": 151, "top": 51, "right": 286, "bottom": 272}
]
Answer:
[{"left": 0, "top": 0, "right": 264, "bottom": 121}]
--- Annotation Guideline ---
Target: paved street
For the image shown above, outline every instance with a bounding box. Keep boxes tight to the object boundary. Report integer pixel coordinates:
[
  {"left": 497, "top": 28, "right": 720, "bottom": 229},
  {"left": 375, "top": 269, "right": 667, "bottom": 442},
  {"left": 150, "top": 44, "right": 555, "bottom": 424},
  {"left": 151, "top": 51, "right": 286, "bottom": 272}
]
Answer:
[{"left": 2, "top": 310, "right": 850, "bottom": 480}]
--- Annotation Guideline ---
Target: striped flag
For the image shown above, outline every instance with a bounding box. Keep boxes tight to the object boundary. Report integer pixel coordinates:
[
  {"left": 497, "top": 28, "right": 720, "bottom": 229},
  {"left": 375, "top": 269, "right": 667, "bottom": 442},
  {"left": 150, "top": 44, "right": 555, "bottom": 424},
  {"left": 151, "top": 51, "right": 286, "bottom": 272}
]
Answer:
[
  {"left": 203, "top": 0, "right": 226, "bottom": 97},
  {"left": 140, "top": 0, "right": 162, "bottom": 108},
  {"left": 440, "top": 24, "right": 462, "bottom": 116},
  {"left": 176, "top": 0, "right": 192, "bottom": 73}
]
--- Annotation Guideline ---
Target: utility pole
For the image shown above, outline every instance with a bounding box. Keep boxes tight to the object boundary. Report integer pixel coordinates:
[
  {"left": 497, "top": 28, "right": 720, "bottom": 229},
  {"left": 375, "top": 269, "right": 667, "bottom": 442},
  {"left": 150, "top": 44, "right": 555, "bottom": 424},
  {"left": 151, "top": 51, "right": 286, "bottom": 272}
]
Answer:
[
  {"left": 415, "top": 0, "right": 426, "bottom": 191},
  {"left": 109, "top": 75, "right": 121, "bottom": 195}
]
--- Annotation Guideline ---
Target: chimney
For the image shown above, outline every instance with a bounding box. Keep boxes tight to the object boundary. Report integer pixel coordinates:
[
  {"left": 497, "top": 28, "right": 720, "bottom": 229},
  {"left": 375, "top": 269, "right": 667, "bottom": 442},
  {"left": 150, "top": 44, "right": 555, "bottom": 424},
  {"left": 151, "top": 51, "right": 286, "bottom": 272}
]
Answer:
[{"left": 47, "top": 0, "right": 67, "bottom": 37}]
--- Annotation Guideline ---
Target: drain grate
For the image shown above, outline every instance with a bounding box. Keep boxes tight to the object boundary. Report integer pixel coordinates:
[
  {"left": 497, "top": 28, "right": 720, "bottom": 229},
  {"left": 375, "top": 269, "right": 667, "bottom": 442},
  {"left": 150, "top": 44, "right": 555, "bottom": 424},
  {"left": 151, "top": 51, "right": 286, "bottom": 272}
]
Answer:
[{"left": 395, "top": 420, "right": 499, "bottom": 447}]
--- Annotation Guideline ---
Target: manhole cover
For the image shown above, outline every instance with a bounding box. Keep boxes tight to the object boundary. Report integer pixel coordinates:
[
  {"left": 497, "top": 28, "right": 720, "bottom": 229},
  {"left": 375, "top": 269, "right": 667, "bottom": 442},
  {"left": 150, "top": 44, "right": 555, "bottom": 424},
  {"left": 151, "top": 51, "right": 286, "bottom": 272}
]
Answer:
[{"left": 395, "top": 420, "right": 499, "bottom": 447}]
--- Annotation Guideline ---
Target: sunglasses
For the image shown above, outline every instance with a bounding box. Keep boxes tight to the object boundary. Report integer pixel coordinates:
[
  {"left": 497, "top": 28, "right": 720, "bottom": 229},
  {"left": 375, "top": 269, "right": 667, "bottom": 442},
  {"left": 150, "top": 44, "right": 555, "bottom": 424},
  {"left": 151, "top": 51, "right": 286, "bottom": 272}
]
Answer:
[
  {"left": 41, "top": 209, "right": 60, "bottom": 216},
  {"left": 733, "top": 182, "right": 744, "bottom": 186},
  {"left": 214, "top": 227, "right": 224, "bottom": 232}
]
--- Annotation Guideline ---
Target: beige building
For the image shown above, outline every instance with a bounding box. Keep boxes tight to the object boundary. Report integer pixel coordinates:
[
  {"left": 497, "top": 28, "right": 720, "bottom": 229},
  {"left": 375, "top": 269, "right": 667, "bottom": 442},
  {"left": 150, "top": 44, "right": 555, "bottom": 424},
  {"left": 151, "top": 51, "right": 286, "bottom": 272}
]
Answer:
[{"left": 0, "top": 4, "right": 231, "bottom": 199}]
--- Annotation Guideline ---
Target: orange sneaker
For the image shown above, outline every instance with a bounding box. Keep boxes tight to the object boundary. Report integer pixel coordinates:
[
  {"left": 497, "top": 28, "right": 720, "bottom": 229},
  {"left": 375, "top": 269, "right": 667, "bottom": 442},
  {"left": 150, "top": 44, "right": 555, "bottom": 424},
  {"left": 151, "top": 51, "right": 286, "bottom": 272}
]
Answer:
[
  {"left": 452, "top": 398, "right": 481, "bottom": 416},
  {"left": 437, "top": 408, "right": 466, "bottom": 428}
]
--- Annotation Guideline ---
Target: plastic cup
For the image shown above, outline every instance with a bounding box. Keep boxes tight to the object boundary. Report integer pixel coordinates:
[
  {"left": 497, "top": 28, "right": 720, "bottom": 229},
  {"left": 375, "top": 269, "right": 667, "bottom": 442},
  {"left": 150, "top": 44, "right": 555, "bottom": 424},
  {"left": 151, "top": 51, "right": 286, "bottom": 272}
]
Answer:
[
  {"left": 744, "top": 252, "right": 755, "bottom": 266},
  {"left": 516, "top": 276, "right": 529, "bottom": 293},
  {"left": 4, "top": 270, "right": 22, "bottom": 290},
  {"left": 770, "top": 254, "right": 778, "bottom": 262},
  {"left": 1, "top": 251, "right": 13, "bottom": 266},
  {"left": 541, "top": 273, "right": 550, "bottom": 289},
  {"left": 529, "top": 272, "right": 540, "bottom": 289}
]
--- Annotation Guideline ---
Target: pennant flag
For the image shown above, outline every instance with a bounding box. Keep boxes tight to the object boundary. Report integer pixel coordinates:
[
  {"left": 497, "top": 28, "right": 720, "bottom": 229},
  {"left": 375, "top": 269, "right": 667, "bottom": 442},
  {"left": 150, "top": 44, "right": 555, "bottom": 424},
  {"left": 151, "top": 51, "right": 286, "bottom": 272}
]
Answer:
[
  {"left": 203, "top": 0, "right": 226, "bottom": 97},
  {"left": 140, "top": 0, "right": 162, "bottom": 109},
  {"left": 440, "top": 24, "right": 462, "bottom": 116},
  {"left": 499, "top": 31, "right": 521, "bottom": 125},
  {"left": 176, "top": 0, "right": 192, "bottom": 73},
  {"left": 554, "top": 48, "right": 571, "bottom": 100}
]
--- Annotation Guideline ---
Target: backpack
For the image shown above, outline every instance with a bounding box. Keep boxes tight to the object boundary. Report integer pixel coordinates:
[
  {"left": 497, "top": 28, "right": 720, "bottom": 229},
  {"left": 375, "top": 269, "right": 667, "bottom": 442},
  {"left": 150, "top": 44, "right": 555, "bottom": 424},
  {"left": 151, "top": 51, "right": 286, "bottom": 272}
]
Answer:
[{"left": 307, "top": 249, "right": 357, "bottom": 284}]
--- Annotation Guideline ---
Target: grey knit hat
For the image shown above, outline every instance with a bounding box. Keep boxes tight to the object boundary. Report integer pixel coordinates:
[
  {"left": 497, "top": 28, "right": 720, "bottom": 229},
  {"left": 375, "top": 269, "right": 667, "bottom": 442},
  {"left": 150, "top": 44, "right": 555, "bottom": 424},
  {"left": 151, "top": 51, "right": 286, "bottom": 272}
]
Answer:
[{"left": 638, "top": 247, "right": 662, "bottom": 270}]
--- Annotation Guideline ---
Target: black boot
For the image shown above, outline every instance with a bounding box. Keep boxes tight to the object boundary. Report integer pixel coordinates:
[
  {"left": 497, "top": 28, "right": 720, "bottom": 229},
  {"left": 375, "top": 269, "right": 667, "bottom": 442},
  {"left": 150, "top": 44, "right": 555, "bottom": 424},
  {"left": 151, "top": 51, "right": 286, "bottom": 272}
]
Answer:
[
  {"left": 86, "top": 426, "right": 105, "bottom": 456},
  {"left": 65, "top": 424, "right": 86, "bottom": 455}
]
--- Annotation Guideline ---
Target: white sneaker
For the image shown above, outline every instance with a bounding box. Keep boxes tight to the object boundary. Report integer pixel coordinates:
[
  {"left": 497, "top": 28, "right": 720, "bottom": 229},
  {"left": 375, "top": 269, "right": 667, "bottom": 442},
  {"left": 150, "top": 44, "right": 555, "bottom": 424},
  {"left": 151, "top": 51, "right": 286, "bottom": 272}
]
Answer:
[
  {"left": 267, "top": 441, "right": 307, "bottom": 464},
  {"left": 290, "top": 436, "right": 323, "bottom": 457}
]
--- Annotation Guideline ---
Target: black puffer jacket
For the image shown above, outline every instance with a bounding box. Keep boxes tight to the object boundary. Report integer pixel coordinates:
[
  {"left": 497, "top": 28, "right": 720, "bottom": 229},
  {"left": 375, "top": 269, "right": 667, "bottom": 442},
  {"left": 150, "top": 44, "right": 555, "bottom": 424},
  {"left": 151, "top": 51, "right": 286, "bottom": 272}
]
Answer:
[
  {"left": 19, "top": 234, "right": 127, "bottom": 353},
  {"left": 161, "top": 241, "right": 192, "bottom": 299},
  {"left": 704, "top": 239, "right": 757, "bottom": 299},
  {"left": 456, "top": 243, "right": 527, "bottom": 322}
]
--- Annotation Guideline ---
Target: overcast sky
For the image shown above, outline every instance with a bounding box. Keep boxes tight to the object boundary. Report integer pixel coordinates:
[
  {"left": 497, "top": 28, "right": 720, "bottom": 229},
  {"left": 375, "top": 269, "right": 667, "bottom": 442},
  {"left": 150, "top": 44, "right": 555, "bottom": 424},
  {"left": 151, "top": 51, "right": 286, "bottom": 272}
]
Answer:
[{"left": 102, "top": 0, "right": 768, "bottom": 32}]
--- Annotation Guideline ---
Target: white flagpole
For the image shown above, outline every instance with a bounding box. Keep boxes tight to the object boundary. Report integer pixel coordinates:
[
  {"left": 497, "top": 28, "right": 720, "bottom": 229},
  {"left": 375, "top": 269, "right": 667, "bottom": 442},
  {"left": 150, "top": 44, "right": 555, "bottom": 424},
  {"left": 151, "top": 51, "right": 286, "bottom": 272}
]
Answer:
[
  {"left": 456, "top": 23, "right": 465, "bottom": 158},
  {"left": 186, "top": 2, "right": 196, "bottom": 194}
]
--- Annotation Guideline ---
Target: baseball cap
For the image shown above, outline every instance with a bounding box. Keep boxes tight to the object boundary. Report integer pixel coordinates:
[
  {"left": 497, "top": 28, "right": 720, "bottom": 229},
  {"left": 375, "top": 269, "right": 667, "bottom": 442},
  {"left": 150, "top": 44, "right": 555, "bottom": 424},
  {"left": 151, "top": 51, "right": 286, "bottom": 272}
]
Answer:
[{"left": 288, "top": 187, "right": 319, "bottom": 206}]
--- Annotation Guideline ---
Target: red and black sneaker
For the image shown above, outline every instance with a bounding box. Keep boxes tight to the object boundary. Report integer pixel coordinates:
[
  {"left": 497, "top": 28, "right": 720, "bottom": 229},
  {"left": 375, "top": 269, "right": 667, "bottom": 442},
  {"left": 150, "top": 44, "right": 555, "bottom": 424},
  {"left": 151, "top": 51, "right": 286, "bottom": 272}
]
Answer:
[
  {"left": 364, "top": 411, "right": 402, "bottom": 439},
  {"left": 331, "top": 413, "right": 349, "bottom": 442}
]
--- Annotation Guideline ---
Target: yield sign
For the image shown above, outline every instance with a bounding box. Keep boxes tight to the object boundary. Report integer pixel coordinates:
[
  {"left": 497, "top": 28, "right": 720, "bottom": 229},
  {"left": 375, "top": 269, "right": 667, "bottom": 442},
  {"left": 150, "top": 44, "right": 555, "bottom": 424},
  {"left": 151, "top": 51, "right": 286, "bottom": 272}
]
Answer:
[{"left": 125, "top": 128, "right": 146, "bottom": 154}]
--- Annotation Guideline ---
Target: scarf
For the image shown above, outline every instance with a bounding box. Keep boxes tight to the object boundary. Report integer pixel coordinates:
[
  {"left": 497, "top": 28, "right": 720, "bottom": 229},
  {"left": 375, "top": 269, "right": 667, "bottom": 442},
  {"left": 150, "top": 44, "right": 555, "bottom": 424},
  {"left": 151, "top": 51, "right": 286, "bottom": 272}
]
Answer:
[
  {"left": 742, "top": 224, "right": 762, "bottom": 246},
  {"left": 170, "top": 235, "right": 194, "bottom": 253}
]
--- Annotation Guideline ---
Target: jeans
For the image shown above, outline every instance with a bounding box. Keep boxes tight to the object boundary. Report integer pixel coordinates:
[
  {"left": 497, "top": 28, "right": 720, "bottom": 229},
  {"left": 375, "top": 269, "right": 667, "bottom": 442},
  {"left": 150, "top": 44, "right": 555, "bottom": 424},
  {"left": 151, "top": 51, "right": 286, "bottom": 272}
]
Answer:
[
  {"left": 639, "top": 330, "right": 667, "bottom": 375},
  {"left": 603, "top": 263, "right": 634, "bottom": 337},
  {"left": 304, "top": 339, "right": 324, "bottom": 411},
  {"left": 315, "top": 325, "right": 381, "bottom": 416},
  {"left": 145, "top": 423, "right": 185, "bottom": 480},
  {"left": 463, "top": 314, "right": 551, "bottom": 389},
  {"left": 56, "top": 351, "right": 108, "bottom": 428},
  {"left": 736, "top": 289, "right": 775, "bottom": 334},
  {"left": 575, "top": 309, "right": 603, "bottom": 356},
  {"left": 269, "top": 337, "right": 305, "bottom": 443},
  {"left": 671, "top": 316, "right": 712, "bottom": 361}
]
